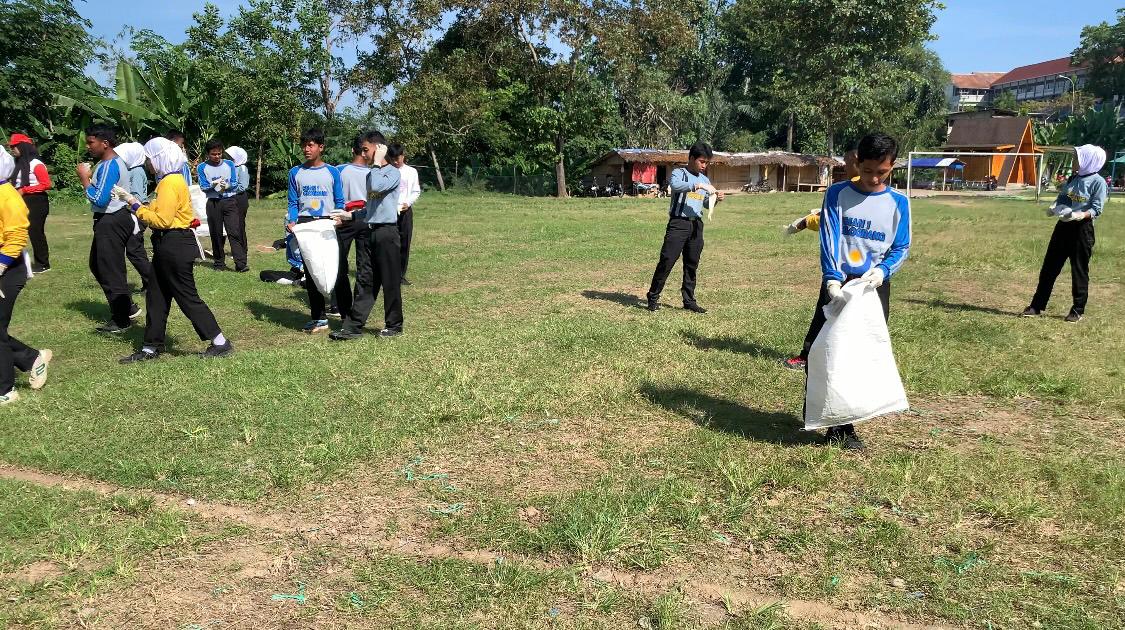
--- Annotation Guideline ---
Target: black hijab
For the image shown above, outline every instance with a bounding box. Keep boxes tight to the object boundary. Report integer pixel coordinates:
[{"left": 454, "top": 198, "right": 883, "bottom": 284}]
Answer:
[{"left": 12, "top": 141, "right": 40, "bottom": 189}]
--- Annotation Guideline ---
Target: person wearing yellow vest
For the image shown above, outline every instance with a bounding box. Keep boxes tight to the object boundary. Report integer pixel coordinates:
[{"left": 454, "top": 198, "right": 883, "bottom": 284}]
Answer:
[
  {"left": 111, "top": 138, "right": 233, "bottom": 363},
  {"left": 0, "top": 146, "right": 52, "bottom": 404}
]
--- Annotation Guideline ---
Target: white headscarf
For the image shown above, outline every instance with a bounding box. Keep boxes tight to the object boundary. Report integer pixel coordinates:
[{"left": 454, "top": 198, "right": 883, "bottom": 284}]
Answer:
[
  {"left": 144, "top": 137, "right": 186, "bottom": 178},
  {"left": 225, "top": 146, "right": 248, "bottom": 167},
  {"left": 116, "top": 142, "right": 147, "bottom": 169},
  {"left": 1075, "top": 144, "right": 1106, "bottom": 177},
  {"left": 0, "top": 146, "right": 13, "bottom": 183}
]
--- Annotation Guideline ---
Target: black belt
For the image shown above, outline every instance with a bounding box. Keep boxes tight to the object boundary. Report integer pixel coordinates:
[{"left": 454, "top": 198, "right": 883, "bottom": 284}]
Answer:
[
  {"left": 152, "top": 227, "right": 193, "bottom": 235},
  {"left": 370, "top": 222, "right": 397, "bottom": 227}
]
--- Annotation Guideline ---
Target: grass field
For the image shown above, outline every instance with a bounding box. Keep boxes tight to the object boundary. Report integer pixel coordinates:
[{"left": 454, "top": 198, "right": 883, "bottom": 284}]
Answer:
[{"left": 1, "top": 190, "right": 1123, "bottom": 629}]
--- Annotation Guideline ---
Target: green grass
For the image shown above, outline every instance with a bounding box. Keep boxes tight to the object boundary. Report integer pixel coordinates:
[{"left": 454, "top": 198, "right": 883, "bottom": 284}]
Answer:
[{"left": 0, "top": 191, "right": 1123, "bottom": 627}]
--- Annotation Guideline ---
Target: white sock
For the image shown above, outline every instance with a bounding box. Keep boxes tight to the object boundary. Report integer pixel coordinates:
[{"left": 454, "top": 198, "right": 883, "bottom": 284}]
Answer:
[
  {"left": 213, "top": 333, "right": 227, "bottom": 346},
  {"left": 141, "top": 346, "right": 158, "bottom": 355}
]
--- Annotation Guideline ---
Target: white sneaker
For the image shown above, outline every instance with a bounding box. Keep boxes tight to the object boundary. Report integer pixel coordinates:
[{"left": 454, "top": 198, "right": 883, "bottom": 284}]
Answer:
[
  {"left": 29, "top": 349, "right": 52, "bottom": 390},
  {"left": 0, "top": 389, "right": 19, "bottom": 405}
]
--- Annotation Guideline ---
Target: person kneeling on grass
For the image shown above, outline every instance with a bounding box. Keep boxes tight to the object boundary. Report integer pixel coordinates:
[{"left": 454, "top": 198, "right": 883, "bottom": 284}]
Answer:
[
  {"left": 0, "top": 146, "right": 52, "bottom": 404},
  {"left": 805, "top": 132, "right": 911, "bottom": 450},
  {"left": 1022, "top": 144, "right": 1107, "bottom": 323},
  {"left": 112, "top": 138, "right": 233, "bottom": 363}
]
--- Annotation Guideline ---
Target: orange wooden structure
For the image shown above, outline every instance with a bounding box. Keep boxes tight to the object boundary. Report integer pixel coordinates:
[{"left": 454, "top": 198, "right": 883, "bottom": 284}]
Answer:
[{"left": 942, "top": 116, "right": 1038, "bottom": 187}]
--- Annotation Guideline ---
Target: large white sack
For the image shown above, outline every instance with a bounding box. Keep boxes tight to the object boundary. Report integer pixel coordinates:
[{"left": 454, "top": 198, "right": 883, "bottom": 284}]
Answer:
[
  {"left": 290, "top": 219, "right": 339, "bottom": 298},
  {"left": 804, "top": 280, "right": 909, "bottom": 430},
  {"left": 188, "top": 185, "right": 208, "bottom": 221}
]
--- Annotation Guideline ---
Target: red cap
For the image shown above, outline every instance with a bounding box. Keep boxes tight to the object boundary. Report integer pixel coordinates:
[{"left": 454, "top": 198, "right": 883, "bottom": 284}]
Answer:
[{"left": 8, "top": 133, "right": 32, "bottom": 146}]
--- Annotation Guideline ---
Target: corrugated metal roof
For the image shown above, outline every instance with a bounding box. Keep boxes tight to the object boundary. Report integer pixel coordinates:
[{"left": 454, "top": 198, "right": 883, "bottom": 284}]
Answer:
[
  {"left": 943, "top": 116, "right": 1032, "bottom": 150},
  {"left": 992, "top": 56, "right": 1085, "bottom": 86},
  {"left": 950, "top": 72, "right": 1004, "bottom": 89}
]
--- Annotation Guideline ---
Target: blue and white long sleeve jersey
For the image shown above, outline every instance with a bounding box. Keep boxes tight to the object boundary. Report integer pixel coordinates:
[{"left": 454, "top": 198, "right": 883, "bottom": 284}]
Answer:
[
  {"left": 197, "top": 160, "right": 239, "bottom": 199},
  {"left": 86, "top": 156, "right": 129, "bottom": 214},
  {"left": 128, "top": 166, "right": 150, "bottom": 203},
  {"left": 819, "top": 181, "right": 911, "bottom": 283},
  {"left": 234, "top": 165, "right": 250, "bottom": 194},
  {"left": 667, "top": 167, "right": 712, "bottom": 219},
  {"left": 180, "top": 161, "right": 193, "bottom": 184},
  {"left": 1055, "top": 173, "right": 1107, "bottom": 219},
  {"left": 287, "top": 164, "right": 344, "bottom": 223},
  {"left": 365, "top": 165, "right": 402, "bottom": 224}
]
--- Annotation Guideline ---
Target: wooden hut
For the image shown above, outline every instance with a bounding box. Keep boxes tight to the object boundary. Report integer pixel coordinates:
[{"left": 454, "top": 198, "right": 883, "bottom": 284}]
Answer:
[{"left": 942, "top": 116, "right": 1038, "bottom": 187}]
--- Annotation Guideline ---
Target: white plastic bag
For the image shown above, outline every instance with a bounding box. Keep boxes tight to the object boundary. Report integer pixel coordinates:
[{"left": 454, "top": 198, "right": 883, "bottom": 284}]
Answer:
[
  {"left": 188, "top": 185, "right": 208, "bottom": 221},
  {"left": 804, "top": 280, "right": 909, "bottom": 430},
  {"left": 290, "top": 219, "right": 339, "bottom": 298}
]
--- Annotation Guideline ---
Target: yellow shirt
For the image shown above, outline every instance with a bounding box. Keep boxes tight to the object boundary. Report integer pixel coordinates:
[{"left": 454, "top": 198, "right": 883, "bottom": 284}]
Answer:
[
  {"left": 805, "top": 177, "right": 859, "bottom": 231},
  {"left": 136, "top": 174, "right": 194, "bottom": 230},
  {"left": 0, "top": 183, "right": 30, "bottom": 265}
]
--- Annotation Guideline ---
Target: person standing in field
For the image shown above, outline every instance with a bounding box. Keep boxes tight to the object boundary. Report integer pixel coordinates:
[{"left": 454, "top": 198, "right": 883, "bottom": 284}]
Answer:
[
  {"left": 286, "top": 128, "right": 344, "bottom": 334},
  {"left": 113, "top": 138, "right": 233, "bottom": 363},
  {"left": 77, "top": 125, "right": 143, "bottom": 334},
  {"left": 389, "top": 143, "right": 421, "bottom": 286},
  {"left": 8, "top": 134, "right": 52, "bottom": 273},
  {"left": 330, "top": 130, "right": 402, "bottom": 340},
  {"left": 197, "top": 139, "right": 246, "bottom": 272},
  {"left": 115, "top": 142, "right": 156, "bottom": 294},
  {"left": 805, "top": 132, "right": 911, "bottom": 450},
  {"left": 225, "top": 145, "right": 252, "bottom": 272},
  {"left": 1022, "top": 144, "right": 1107, "bottom": 323},
  {"left": 327, "top": 134, "right": 372, "bottom": 337},
  {"left": 0, "top": 146, "right": 52, "bottom": 404},
  {"left": 645, "top": 142, "right": 722, "bottom": 313}
]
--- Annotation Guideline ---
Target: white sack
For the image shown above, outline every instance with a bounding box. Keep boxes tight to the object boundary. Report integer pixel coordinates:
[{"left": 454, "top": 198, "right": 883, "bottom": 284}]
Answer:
[
  {"left": 290, "top": 219, "right": 339, "bottom": 298},
  {"left": 804, "top": 280, "right": 909, "bottom": 430},
  {"left": 188, "top": 185, "right": 208, "bottom": 222}
]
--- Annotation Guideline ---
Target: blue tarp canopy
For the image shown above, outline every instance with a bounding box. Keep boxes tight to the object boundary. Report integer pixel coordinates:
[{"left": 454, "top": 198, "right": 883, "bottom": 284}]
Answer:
[{"left": 910, "top": 157, "right": 966, "bottom": 169}]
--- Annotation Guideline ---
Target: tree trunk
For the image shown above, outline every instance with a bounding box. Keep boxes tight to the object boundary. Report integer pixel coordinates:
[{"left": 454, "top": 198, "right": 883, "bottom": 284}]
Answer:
[
  {"left": 555, "top": 133, "right": 568, "bottom": 198},
  {"left": 429, "top": 146, "right": 446, "bottom": 192},
  {"left": 786, "top": 112, "right": 794, "bottom": 152},
  {"left": 255, "top": 142, "right": 263, "bottom": 201},
  {"left": 826, "top": 127, "right": 834, "bottom": 156}
]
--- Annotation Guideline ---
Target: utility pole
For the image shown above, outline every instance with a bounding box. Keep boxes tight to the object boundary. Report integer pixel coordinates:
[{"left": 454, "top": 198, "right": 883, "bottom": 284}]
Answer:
[{"left": 1057, "top": 74, "right": 1077, "bottom": 117}]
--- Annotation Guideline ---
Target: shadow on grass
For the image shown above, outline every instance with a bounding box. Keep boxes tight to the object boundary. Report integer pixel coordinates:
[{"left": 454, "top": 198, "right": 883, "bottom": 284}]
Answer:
[
  {"left": 640, "top": 383, "right": 818, "bottom": 446},
  {"left": 581, "top": 290, "right": 645, "bottom": 309},
  {"left": 64, "top": 299, "right": 145, "bottom": 344},
  {"left": 680, "top": 331, "right": 789, "bottom": 361},
  {"left": 903, "top": 298, "right": 1020, "bottom": 317},
  {"left": 245, "top": 300, "right": 308, "bottom": 330}
]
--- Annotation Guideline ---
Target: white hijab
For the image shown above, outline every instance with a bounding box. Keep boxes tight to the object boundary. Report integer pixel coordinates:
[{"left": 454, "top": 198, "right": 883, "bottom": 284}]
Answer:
[
  {"left": 1075, "top": 144, "right": 1106, "bottom": 177},
  {"left": 116, "top": 142, "right": 147, "bottom": 170},
  {"left": 225, "top": 146, "right": 248, "bottom": 167},
  {"left": 0, "top": 146, "right": 13, "bottom": 182},
  {"left": 144, "top": 137, "right": 186, "bottom": 178}
]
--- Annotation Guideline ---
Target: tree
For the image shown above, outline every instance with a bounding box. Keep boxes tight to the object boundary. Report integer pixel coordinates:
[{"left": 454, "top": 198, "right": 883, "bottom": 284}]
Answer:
[
  {"left": 993, "top": 90, "right": 1018, "bottom": 112},
  {"left": 1073, "top": 8, "right": 1125, "bottom": 102},
  {"left": 0, "top": 0, "right": 98, "bottom": 138}
]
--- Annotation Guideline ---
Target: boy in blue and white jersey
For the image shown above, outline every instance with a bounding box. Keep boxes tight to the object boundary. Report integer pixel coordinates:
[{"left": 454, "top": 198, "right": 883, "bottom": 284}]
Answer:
[
  {"left": 806, "top": 132, "right": 911, "bottom": 450},
  {"left": 197, "top": 138, "right": 246, "bottom": 272},
  {"left": 325, "top": 135, "right": 373, "bottom": 328},
  {"left": 286, "top": 128, "right": 344, "bottom": 333}
]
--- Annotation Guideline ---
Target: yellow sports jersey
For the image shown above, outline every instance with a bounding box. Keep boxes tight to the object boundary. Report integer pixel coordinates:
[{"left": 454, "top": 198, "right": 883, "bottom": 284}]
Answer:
[{"left": 0, "top": 183, "right": 30, "bottom": 265}]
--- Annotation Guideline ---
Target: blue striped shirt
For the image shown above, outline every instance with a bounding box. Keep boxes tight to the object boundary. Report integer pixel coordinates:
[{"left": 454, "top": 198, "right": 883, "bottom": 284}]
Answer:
[{"left": 86, "top": 156, "right": 129, "bottom": 214}]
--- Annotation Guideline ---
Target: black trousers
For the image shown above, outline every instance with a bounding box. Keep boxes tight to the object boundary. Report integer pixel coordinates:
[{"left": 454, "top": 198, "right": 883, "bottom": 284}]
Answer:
[
  {"left": 89, "top": 211, "right": 138, "bottom": 327},
  {"left": 144, "top": 229, "right": 222, "bottom": 349},
  {"left": 234, "top": 192, "right": 250, "bottom": 260},
  {"left": 126, "top": 218, "right": 153, "bottom": 289},
  {"left": 1030, "top": 219, "right": 1095, "bottom": 315},
  {"left": 24, "top": 193, "right": 49, "bottom": 268},
  {"left": 206, "top": 197, "right": 247, "bottom": 268},
  {"left": 800, "top": 277, "right": 891, "bottom": 360},
  {"left": 0, "top": 265, "right": 38, "bottom": 394},
  {"left": 647, "top": 217, "right": 704, "bottom": 307},
  {"left": 398, "top": 207, "right": 413, "bottom": 280},
  {"left": 346, "top": 223, "right": 402, "bottom": 332},
  {"left": 331, "top": 219, "right": 367, "bottom": 321}
]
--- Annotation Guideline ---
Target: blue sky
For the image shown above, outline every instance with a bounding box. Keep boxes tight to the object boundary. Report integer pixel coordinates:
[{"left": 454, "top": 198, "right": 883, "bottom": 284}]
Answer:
[{"left": 79, "top": 0, "right": 1120, "bottom": 77}]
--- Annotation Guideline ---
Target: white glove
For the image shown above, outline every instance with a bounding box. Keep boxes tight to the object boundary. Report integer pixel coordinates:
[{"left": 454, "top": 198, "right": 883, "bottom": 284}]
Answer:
[
  {"left": 0, "top": 262, "right": 7, "bottom": 298},
  {"left": 111, "top": 185, "right": 132, "bottom": 202},
  {"left": 1067, "top": 210, "right": 1089, "bottom": 222},
  {"left": 827, "top": 280, "right": 844, "bottom": 304},
  {"left": 1058, "top": 210, "right": 1076, "bottom": 222},
  {"left": 860, "top": 267, "right": 885, "bottom": 288},
  {"left": 783, "top": 218, "right": 802, "bottom": 236},
  {"left": 215, "top": 179, "right": 230, "bottom": 192}
]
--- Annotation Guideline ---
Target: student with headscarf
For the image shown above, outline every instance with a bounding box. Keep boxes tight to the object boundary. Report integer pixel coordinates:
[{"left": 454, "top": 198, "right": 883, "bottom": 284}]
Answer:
[
  {"left": 8, "top": 134, "right": 52, "bottom": 273},
  {"left": 111, "top": 138, "right": 233, "bottom": 362},
  {"left": 1023, "top": 144, "right": 1108, "bottom": 323},
  {"left": 0, "top": 146, "right": 53, "bottom": 404},
  {"left": 115, "top": 142, "right": 155, "bottom": 293},
  {"left": 225, "top": 146, "right": 251, "bottom": 271}
]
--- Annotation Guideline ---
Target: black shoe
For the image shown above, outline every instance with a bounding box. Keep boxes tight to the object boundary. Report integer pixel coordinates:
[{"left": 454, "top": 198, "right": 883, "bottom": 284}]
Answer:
[
  {"left": 401, "top": 278, "right": 412, "bottom": 286},
  {"left": 826, "top": 425, "right": 865, "bottom": 450},
  {"left": 212, "top": 262, "right": 229, "bottom": 271},
  {"left": 327, "top": 307, "right": 342, "bottom": 319},
  {"left": 379, "top": 328, "right": 403, "bottom": 338},
  {"left": 96, "top": 321, "right": 131, "bottom": 334},
  {"left": 31, "top": 265, "right": 50, "bottom": 274},
  {"left": 646, "top": 299, "right": 659, "bottom": 312},
  {"left": 202, "top": 342, "right": 234, "bottom": 358},
  {"left": 1065, "top": 310, "right": 1083, "bottom": 323},
  {"left": 1020, "top": 306, "right": 1041, "bottom": 318},
  {"left": 329, "top": 329, "right": 363, "bottom": 341},
  {"left": 119, "top": 349, "right": 160, "bottom": 364},
  {"left": 235, "top": 265, "right": 250, "bottom": 273},
  {"left": 684, "top": 303, "right": 708, "bottom": 314}
]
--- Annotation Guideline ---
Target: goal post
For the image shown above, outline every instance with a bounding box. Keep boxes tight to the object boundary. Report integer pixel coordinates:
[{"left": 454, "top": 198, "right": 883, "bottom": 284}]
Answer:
[{"left": 905, "top": 151, "right": 1046, "bottom": 202}]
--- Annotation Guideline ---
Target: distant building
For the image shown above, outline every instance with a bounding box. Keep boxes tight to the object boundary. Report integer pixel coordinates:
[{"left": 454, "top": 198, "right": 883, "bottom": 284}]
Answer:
[
  {"left": 989, "top": 56, "right": 1088, "bottom": 104},
  {"left": 942, "top": 116, "right": 1038, "bottom": 187},
  {"left": 946, "top": 72, "right": 1005, "bottom": 111}
]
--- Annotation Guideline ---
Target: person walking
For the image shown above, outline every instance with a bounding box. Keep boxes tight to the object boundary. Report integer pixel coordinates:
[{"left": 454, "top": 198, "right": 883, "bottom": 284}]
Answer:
[{"left": 8, "top": 134, "right": 52, "bottom": 273}]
